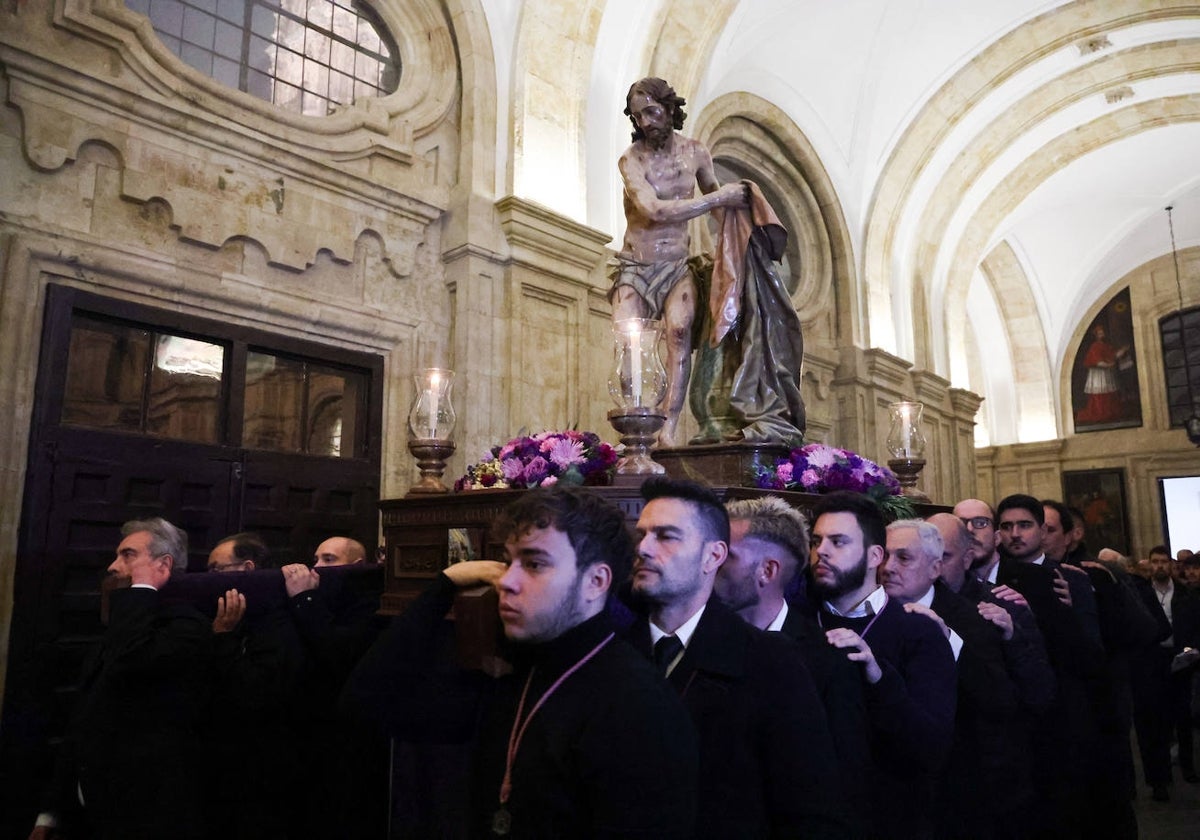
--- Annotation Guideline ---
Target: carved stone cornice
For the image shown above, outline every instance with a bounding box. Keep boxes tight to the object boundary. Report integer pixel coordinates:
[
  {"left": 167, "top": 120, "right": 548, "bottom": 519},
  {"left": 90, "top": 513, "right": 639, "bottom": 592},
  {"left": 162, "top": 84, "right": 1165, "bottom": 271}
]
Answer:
[
  {"left": 910, "top": 369, "right": 951, "bottom": 407},
  {"left": 494, "top": 196, "right": 612, "bottom": 281},
  {"left": 948, "top": 387, "right": 984, "bottom": 418},
  {"left": 862, "top": 347, "right": 913, "bottom": 391}
]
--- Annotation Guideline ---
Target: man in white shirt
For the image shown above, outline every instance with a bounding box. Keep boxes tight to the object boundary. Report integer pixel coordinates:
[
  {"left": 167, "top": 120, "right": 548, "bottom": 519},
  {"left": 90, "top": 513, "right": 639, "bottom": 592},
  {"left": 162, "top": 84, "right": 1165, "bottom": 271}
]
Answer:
[
  {"left": 810, "top": 492, "right": 956, "bottom": 839},
  {"left": 31, "top": 518, "right": 208, "bottom": 840},
  {"left": 627, "top": 477, "right": 847, "bottom": 839}
]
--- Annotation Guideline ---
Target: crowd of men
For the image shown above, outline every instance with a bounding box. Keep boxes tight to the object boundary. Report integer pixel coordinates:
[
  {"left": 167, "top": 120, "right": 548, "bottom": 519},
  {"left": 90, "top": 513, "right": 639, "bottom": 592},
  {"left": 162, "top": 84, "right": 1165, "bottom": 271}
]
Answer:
[
  {"left": 29, "top": 527, "right": 387, "bottom": 840},
  {"left": 28, "top": 480, "right": 1200, "bottom": 839}
]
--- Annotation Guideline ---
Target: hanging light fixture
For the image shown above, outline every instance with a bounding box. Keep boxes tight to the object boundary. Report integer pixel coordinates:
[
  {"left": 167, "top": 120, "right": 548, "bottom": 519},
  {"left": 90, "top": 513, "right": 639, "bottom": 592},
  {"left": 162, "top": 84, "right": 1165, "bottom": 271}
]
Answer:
[{"left": 1166, "top": 205, "right": 1200, "bottom": 446}]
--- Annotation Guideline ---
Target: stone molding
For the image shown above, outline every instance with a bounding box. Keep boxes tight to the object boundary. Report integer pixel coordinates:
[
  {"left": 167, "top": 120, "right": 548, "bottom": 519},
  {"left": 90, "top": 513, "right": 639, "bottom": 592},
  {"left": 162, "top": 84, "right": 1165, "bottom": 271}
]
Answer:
[{"left": 495, "top": 196, "right": 611, "bottom": 282}]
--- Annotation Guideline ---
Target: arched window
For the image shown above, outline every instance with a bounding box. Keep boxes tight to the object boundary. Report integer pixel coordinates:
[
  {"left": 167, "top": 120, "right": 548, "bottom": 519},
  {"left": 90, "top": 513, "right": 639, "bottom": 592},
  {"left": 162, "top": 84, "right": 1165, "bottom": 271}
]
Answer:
[
  {"left": 125, "top": 0, "right": 400, "bottom": 117},
  {"left": 1160, "top": 306, "right": 1200, "bottom": 427}
]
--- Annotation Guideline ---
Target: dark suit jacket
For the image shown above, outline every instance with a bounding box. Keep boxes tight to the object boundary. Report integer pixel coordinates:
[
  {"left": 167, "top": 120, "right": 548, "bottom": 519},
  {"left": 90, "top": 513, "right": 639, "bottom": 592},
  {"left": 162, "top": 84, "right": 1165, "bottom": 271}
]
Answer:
[
  {"left": 628, "top": 600, "right": 849, "bottom": 840},
  {"left": 1043, "top": 557, "right": 1102, "bottom": 648},
  {"left": 996, "top": 556, "right": 1106, "bottom": 831},
  {"left": 961, "top": 574, "right": 1056, "bottom": 715},
  {"left": 780, "top": 605, "right": 870, "bottom": 837},
  {"left": 44, "top": 585, "right": 210, "bottom": 840},
  {"left": 818, "top": 594, "right": 956, "bottom": 839},
  {"left": 930, "top": 582, "right": 1022, "bottom": 824}
]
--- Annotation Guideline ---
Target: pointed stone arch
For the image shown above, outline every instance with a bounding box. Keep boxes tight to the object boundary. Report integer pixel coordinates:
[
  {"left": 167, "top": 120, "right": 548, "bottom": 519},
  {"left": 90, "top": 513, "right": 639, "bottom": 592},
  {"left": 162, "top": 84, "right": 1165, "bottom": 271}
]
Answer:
[{"left": 978, "top": 242, "right": 1057, "bottom": 441}]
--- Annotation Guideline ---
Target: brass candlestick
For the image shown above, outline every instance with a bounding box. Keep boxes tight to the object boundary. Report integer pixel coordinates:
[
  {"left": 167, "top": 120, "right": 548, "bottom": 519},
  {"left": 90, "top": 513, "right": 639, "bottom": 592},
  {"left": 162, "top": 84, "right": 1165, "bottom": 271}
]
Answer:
[
  {"left": 887, "top": 457, "right": 930, "bottom": 502},
  {"left": 407, "top": 438, "right": 456, "bottom": 495}
]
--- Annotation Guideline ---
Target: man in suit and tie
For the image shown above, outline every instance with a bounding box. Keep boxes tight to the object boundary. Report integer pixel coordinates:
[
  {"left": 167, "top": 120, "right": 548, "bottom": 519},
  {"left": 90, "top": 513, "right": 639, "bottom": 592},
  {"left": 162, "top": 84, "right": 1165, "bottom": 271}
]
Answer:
[
  {"left": 627, "top": 477, "right": 848, "bottom": 839},
  {"left": 30, "top": 518, "right": 210, "bottom": 840},
  {"left": 718, "top": 494, "right": 870, "bottom": 837},
  {"left": 881, "top": 518, "right": 1018, "bottom": 839},
  {"left": 1132, "top": 545, "right": 1200, "bottom": 799}
]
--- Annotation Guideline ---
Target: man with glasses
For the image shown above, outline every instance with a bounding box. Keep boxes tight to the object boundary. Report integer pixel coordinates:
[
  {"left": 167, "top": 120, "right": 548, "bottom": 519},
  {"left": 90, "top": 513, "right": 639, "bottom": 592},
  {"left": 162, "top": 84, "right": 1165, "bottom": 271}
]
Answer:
[
  {"left": 930, "top": 512, "right": 1054, "bottom": 837},
  {"left": 952, "top": 499, "right": 1001, "bottom": 582}
]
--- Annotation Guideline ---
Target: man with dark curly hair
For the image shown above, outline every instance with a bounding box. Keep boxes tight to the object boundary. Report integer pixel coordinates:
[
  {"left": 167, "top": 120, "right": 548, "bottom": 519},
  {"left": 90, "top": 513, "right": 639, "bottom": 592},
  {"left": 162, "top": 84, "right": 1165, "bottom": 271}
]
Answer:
[{"left": 345, "top": 486, "right": 697, "bottom": 837}]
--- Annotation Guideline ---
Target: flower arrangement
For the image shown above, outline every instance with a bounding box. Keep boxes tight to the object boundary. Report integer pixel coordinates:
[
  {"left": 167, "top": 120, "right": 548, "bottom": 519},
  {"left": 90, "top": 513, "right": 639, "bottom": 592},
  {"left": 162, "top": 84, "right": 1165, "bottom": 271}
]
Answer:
[
  {"left": 755, "top": 443, "right": 915, "bottom": 520},
  {"left": 454, "top": 430, "right": 618, "bottom": 491}
]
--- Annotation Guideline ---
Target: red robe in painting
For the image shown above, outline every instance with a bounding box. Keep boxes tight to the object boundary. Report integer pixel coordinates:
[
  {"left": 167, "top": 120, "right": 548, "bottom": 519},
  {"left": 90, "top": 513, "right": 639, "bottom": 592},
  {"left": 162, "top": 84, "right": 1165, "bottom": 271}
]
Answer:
[{"left": 1076, "top": 337, "right": 1122, "bottom": 424}]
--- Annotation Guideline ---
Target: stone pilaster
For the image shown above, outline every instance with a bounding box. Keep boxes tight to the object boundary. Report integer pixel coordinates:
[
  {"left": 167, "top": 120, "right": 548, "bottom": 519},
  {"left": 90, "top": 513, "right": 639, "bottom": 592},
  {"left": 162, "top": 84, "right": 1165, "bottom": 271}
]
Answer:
[{"left": 493, "top": 196, "right": 613, "bottom": 441}]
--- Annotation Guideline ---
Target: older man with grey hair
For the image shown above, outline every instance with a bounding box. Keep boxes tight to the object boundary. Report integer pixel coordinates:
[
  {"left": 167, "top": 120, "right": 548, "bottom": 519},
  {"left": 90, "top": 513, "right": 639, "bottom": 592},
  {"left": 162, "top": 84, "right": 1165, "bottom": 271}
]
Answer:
[
  {"left": 31, "top": 517, "right": 209, "bottom": 840},
  {"left": 883, "top": 518, "right": 1021, "bottom": 839}
]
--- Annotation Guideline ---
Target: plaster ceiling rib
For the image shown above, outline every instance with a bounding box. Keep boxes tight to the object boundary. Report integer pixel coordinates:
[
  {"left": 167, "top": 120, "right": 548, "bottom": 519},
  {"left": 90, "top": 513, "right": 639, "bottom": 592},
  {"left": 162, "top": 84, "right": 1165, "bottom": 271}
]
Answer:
[
  {"left": 917, "top": 43, "right": 1200, "bottom": 371},
  {"left": 938, "top": 94, "right": 1200, "bottom": 389},
  {"left": 860, "top": 0, "right": 1199, "bottom": 361}
]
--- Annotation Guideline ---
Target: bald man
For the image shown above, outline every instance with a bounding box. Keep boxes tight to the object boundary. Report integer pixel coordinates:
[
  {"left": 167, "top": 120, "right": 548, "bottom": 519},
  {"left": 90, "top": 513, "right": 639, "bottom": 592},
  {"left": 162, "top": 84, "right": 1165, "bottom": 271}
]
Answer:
[{"left": 313, "top": 536, "right": 366, "bottom": 567}]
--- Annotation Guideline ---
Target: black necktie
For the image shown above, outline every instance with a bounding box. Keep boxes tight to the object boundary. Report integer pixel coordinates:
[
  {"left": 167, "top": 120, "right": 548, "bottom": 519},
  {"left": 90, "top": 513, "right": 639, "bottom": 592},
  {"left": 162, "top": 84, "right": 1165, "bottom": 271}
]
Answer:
[{"left": 654, "top": 634, "right": 684, "bottom": 676}]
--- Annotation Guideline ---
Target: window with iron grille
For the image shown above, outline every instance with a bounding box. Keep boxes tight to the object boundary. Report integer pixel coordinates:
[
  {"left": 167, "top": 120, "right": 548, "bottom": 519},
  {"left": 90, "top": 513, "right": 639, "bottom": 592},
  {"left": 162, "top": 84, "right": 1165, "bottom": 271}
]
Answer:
[
  {"left": 1161, "top": 306, "right": 1200, "bottom": 427},
  {"left": 126, "top": 0, "right": 400, "bottom": 117}
]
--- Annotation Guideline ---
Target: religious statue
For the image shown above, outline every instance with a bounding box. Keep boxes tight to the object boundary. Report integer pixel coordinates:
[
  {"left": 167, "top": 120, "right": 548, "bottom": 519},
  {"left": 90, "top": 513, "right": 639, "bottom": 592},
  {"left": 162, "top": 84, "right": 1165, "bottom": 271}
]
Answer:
[{"left": 610, "top": 77, "right": 806, "bottom": 447}]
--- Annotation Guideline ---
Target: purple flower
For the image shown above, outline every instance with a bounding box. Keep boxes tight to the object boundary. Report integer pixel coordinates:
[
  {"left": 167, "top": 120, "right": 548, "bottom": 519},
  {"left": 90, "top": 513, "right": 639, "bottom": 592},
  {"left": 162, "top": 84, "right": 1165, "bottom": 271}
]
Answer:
[
  {"left": 522, "top": 456, "right": 550, "bottom": 485},
  {"left": 501, "top": 458, "right": 525, "bottom": 481}
]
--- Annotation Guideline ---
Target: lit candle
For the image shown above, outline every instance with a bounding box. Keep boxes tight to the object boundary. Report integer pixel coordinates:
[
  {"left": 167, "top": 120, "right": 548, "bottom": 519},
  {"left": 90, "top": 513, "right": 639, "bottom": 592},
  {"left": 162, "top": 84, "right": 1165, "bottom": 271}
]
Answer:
[
  {"left": 628, "top": 324, "right": 643, "bottom": 407},
  {"left": 900, "top": 404, "right": 912, "bottom": 457},
  {"left": 428, "top": 371, "right": 440, "bottom": 438}
]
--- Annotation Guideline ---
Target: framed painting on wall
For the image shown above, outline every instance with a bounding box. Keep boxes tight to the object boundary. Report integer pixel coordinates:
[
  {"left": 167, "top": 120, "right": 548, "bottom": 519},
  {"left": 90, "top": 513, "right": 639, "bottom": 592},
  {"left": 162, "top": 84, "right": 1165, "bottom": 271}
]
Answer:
[
  {"left": 1071, "top": 287, "right": 1143, "bottom": 432},
  {"left": 1062, "top": 467, "right": 1131, "bottom": 556}
]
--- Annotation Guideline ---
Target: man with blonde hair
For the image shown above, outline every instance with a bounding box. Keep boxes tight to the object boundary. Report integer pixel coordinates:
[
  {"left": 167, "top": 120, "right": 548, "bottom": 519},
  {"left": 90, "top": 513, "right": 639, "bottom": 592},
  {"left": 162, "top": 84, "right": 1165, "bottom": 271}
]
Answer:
[{"left": 719, "top": 494, "right": 868, "bottom": 837}]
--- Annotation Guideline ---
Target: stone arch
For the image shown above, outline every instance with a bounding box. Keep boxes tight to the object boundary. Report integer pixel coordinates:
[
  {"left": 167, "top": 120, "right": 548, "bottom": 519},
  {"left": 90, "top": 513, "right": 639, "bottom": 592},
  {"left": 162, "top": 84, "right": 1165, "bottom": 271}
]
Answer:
[
  {"left": 916, "top": 42, "right": 1200, "bottom": 377},
  {"left": 862, "top": 0, "right": 1200, "bottom": 367},
  {"left": 508, "top": 0, "right": 605, "bottom": 217},
  {"left": 691, "top": 93, "right": 853, "bottom": 352},
  {"left": 978, "top": 242, "right": 1056, "bottom": 441},
  {"left": 939, "top": 96, "right": 1200, "bottom": 388},
  {"left": 645, "top": 0, "right": 739, "bottom": 100}
]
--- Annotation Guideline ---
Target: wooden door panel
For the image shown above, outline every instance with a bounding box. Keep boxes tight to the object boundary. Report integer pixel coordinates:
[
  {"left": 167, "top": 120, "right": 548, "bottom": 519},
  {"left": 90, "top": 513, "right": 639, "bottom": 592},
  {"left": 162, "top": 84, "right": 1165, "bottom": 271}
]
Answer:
[
  {"left": 239, "top": 452, "right": 379, "bottom": 566},
  {"left": 31, "top": 431, "right": 235, "bottom": 651}
]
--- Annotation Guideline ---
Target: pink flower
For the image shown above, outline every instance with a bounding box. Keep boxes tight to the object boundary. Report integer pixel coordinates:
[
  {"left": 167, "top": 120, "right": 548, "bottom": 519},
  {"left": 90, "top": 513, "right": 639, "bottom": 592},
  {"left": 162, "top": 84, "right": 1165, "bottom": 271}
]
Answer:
[
  {"left": 541, "top": 475, "right": 559, "bottom": 486},
  {"left": 777, "top": 462, "right": 794, "bottom": 483},
  {"left": 548, "top": 437, "right": 586, "bottom": 468},
  {"left": 800, "top": 468, "right": 821, "bottom": 488}
]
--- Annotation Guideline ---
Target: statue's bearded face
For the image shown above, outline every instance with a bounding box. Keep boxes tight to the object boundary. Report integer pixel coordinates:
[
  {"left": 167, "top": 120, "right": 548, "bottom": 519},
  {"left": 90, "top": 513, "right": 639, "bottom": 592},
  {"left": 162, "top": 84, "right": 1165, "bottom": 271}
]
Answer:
[{"left": 629, "top": 92, "right": 672, "bottom": 150}]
